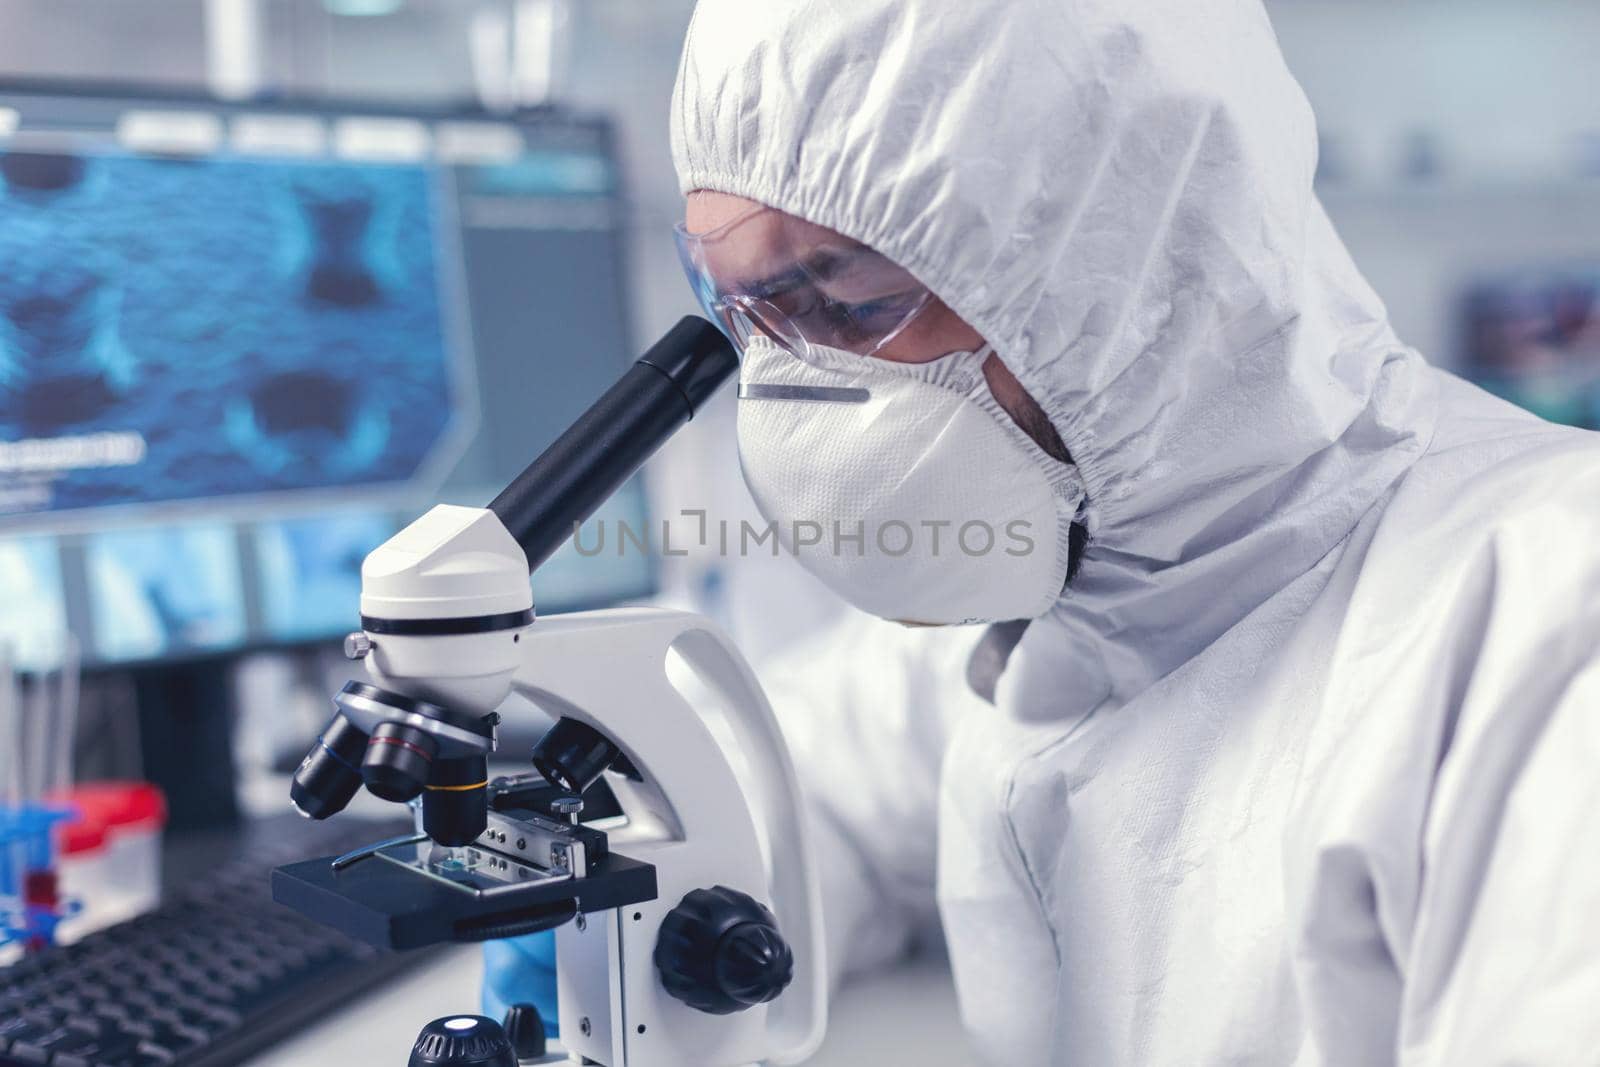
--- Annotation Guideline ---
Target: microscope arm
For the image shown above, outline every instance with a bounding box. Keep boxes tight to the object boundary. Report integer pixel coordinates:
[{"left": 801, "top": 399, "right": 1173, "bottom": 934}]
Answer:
[{"left": 510, "top": 609, "right": 826, "bottom": 1066}]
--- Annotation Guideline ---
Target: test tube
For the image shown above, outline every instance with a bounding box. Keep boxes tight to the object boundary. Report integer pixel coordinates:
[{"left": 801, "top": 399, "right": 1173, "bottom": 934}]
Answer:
[
  {"left": 37, "top": 633, "right": 81, "bottom": 799},
  {"left": 0, "top": 640, "right": 17, "bottom": 805},
  {"left": 1, "top": 642, "right": 20, "bottom": 942},
  {"left": 0, "top": 634, "right": 82, "bottom": 950}
]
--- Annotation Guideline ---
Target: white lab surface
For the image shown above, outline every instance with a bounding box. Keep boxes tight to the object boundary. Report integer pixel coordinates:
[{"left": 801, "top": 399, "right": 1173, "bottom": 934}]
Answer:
[{"left": 674, "top": 0, "right": 1600, "bottom": 1063}]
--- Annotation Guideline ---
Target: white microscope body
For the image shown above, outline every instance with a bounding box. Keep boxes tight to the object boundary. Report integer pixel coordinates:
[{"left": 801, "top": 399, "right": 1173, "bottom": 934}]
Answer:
[
  {"left": 362, "top": 504, "right": 826, "bottom": 1067},
  {"left": 273, "top": 319, "right": 827, "bottom": 1067}
]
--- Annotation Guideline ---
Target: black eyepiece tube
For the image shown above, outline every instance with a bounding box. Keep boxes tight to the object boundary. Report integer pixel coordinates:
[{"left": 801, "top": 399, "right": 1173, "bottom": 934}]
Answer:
[{"left": 489, "top": 316, "right": 738, "bottom": 572}]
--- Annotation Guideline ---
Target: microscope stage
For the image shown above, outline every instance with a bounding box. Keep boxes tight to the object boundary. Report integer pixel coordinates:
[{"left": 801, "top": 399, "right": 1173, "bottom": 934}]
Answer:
[{"left": 271, "top": 847, "right": 657, "bottom": 951}]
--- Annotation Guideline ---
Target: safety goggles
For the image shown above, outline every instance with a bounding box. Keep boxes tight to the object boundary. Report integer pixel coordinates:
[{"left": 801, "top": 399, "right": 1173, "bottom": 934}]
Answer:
[{"left": 674, "top": 204, "right": 935, "bottom": 359}]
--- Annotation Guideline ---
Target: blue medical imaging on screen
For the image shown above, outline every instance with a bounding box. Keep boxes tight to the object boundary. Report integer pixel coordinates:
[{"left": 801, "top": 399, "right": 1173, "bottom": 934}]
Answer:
[
  {"left": 0, "top": 148, "right": 461, "bottom": 518},
  {"left": 254, "top": 510, "right": 394, "bottom": 641},
  {"left": 84, "top": 523, "right": 247, "bottom": 662},
  {"left": 0, "top": 535, "right": 68, "bottom": 669}
]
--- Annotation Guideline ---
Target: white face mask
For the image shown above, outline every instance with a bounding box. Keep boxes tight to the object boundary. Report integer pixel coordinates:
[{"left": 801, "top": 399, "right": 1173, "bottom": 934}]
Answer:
[{"left": 736, "top": 338, "right": 1086, "bottom": 625}]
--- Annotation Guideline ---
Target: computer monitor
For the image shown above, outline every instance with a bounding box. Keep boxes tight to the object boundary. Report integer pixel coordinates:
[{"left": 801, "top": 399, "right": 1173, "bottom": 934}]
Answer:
[
  {"left": 0, "top": 83, "right": 654, "bottom": 672},
  {"left": 0, "top": 148, "right": 465, "bottom": 514},
  {"left": 1459, "top": 264, "right": 1600, "bottom": 429}
]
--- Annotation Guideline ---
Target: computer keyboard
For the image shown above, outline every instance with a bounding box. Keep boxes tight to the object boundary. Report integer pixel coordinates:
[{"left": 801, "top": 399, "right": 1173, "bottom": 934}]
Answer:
[{"left": 0, "top": 817, "right": 433, "bottom": 1067}]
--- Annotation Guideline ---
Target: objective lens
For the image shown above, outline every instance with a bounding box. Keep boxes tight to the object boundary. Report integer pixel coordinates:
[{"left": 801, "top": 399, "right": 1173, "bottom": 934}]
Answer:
[
  {"left": 290, "top": 714, "right": 369, "bottom": 820},
  {"left": 362, "top": 720, "right": 439, "bottom": 802},
  {"left": 531, "top": 717, "right": 620, "bottom": 796},
  {"left": 423, "top": 756, "right": 490, "bottom": 847}
]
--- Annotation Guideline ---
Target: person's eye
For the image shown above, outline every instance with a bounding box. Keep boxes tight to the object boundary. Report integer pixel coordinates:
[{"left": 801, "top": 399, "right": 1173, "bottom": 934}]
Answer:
[
  {"left": 841, "top": 293, "right": 920, "bottom": 330},
  {"left": 767, "top": 286, "right": 825, "bottom": 319}
]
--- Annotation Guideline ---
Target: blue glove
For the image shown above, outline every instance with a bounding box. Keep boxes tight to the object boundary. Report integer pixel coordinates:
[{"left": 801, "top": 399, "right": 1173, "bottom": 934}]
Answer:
[{"left": 482, "top": 929, "right": 559, "bottom": 1036}]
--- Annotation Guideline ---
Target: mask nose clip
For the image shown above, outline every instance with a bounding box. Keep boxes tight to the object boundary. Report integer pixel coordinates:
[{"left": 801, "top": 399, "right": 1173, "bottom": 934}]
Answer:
[{"left": 737, "top": 383, "right": 871, "bottom": 405}]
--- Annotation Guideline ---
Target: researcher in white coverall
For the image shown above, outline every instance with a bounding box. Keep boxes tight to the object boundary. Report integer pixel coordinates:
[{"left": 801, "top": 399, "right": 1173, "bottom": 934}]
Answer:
[{"left": 490, "top": 1, "right": 1600, "bottom": 1062}]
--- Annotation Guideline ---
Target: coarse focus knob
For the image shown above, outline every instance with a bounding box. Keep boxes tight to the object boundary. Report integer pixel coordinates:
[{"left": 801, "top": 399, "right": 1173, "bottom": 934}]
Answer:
[
  {"left": 653, "top": 886, "right": 794, "bottom": 1016},
  {"left": 408, "top": 1015, "right": 515, "bottom": 1067}
]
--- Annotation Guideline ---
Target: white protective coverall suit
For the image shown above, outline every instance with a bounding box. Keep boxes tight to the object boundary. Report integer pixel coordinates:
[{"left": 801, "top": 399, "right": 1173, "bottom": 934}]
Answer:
[{"left": 673, "top": 0, "right": 1600, "bottom": 1063}]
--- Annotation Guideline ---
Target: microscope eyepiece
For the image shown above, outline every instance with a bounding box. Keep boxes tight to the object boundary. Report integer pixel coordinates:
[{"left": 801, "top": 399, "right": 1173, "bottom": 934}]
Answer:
[
  {"left": 489, "top": 316, "right": 738, "bottom": 573},
  {"left": 362, "top": 720, "right": 439, "bottom": 802},
  {"left": 290, "top": 714, "right": 369, "bottom": 820},
  {"left": 531, "top": 717, "right": 623, "bottom": 796}
]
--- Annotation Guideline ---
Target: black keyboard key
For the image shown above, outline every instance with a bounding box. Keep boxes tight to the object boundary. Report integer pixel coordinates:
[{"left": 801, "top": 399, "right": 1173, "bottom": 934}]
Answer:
[
  {"left": 10, "top": 1023, "right": 98, "bottom": 1063},
  {"left": 6, "top": 1044, "right": 55, "bottom": 1065},
  {"left": 55, "top": 1054, "right": 135, "bottom": 1067},
  {"left": 112, "top": 1021, "right": 156, "bottom": 1043},
  {"left": 132, "top": 1043, "right": 178, "bottom": 1065},
  {"left": 0, "top": 1013, "right": 37, "bottom": 1047},
  {"left": 34, "top": 1024, "right": 140, "bottom": 1066},
  {"left": 188, "top": 1003, "right": 240, "bottom": 1029}
]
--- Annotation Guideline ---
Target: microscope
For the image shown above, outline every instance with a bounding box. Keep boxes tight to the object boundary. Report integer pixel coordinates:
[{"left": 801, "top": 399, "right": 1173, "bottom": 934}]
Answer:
[{"left": 271, "top": 318, "right": 826, "bottom": 1067}]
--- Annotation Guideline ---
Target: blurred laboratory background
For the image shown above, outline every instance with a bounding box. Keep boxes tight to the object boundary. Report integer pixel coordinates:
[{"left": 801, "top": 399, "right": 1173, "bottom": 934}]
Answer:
[{"left": 0, "top": 1, "right": 1597, "bottom": 1064}]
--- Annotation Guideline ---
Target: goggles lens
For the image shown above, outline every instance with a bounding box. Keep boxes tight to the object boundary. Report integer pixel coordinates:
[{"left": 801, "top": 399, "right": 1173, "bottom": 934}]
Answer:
[{"left": 674, "top": 206, "right": 934, "bottom": 359}]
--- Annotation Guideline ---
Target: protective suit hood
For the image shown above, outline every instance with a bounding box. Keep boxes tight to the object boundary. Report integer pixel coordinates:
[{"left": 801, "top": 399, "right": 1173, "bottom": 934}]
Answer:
[{"left": 672, "top": 0, "right": 1436, "bottom": 715}]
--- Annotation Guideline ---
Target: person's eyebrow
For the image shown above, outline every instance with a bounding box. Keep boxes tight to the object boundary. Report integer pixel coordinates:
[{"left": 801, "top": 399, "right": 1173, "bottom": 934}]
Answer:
[
  {"left": 735, "top": 245, "right": 858, "bottom": 299},
  {"left": 738, "top": 263, "right": 809, "bottom": 300}
]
